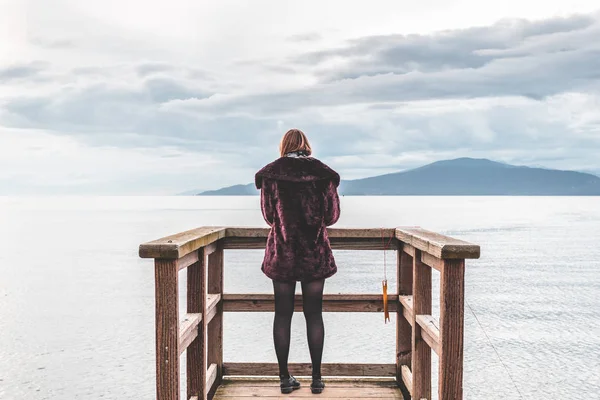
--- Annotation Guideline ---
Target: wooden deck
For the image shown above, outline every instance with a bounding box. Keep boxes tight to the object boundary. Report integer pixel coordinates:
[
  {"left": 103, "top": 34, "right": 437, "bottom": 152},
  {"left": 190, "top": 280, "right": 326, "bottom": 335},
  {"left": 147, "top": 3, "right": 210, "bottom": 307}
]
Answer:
[{"left": 212, "top": 378, "right": 404, "bottom": 399}]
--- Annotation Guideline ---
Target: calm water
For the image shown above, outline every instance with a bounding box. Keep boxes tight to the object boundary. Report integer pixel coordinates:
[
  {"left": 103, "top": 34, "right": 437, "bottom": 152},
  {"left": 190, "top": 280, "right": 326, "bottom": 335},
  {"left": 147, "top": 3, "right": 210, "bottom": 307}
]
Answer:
[{"left": 1, "top": 196, "right": 599, "bottom": 399}]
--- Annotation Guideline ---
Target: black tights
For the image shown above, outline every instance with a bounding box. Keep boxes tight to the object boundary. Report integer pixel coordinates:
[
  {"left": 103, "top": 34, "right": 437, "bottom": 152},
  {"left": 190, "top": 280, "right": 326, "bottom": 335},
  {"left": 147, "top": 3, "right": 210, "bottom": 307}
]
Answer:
[{"left": 272, "top": 279, "right": 325, "bottom": 379}]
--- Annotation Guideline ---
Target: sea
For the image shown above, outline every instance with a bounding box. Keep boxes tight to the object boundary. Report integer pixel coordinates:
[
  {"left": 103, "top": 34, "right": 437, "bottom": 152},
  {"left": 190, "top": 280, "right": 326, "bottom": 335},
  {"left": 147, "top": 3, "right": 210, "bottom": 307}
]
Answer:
[{"left": 0, "top": 196, "right": 599, "bottom": 400}]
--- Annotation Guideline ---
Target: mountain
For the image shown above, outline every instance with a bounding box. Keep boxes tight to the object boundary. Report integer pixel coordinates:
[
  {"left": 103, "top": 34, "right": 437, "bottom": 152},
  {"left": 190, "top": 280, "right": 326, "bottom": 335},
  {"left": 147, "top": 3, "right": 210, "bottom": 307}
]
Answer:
[{"left": 195, "top": 158, "right": 600, "bottom": 196}]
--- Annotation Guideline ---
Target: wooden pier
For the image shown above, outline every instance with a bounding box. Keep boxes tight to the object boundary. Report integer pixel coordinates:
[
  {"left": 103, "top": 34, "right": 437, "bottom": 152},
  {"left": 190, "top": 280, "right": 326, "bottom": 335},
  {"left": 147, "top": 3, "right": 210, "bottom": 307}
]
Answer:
[{"left": 139, "top": 227, "right": 480, "bottom": 400}]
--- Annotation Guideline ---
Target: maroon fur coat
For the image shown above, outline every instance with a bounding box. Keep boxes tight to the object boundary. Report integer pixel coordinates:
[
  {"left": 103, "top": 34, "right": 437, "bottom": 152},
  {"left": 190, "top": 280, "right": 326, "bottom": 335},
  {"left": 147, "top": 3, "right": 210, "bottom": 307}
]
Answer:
[{"left": 255, "top": 157, "right": 341, "bottom": 282}]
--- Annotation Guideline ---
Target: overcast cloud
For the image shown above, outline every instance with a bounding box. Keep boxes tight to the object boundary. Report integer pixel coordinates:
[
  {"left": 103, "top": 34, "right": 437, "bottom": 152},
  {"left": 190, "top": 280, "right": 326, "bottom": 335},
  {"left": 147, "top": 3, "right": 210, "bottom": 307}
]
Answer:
[{"left": 1, "top": 0, "right": 599, "bottom": 194}]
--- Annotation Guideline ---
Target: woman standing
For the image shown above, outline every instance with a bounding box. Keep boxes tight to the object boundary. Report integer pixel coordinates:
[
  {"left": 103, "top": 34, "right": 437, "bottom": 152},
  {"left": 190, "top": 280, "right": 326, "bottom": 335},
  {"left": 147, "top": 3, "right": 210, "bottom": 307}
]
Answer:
[{"left": 255, "top": 129, "right": 341, "bottom": 394}]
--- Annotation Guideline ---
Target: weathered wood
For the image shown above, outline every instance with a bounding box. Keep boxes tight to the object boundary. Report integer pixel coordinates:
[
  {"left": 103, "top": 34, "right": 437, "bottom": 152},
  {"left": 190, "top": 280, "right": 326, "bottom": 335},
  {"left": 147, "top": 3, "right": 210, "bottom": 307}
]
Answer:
[
  {"left": 412, "top": 250, "right": 432, "bottom": 399},
  {"left": 204, "top": 242, "right": 218, "bottom": 256},
  {"left": 225, "top": 227, "right": 397, "bottom": 239},
  {"left": 402, "top": 243, "right": 416, "bottom": 258},
  {"left": 205, "top": 294, "right": 221, "bottom": 324},
  {"left": 439, "top": 259, "right": 465, "bottom": 400},
  {"left": 177, "top": 250, "right": 200, "bottom": 271},
  {"left": 140, "top": 227, "right": 227, "bottom": 259},
  {"left": 421, "top": 252, "right": 443, "bottom": 272},
  {"left": 401, "top": 365, "right": 413, "bottom": 396},
  {"left": 218, "top": 376, "right": 398, "bottom": 386},
  {"left": 396, "top": 227, "right": 480, "bottom": 259},
  {"left": 223, "top": 236, "right": 398, "bottom": 251},
  {"left": 155, "top": 259, "right": 179, "bottom": 400},
  {"left": 222, "top": 363, "right": 396, "bottom": 377},
  {"left": 398, "top": 295, "right": 414, "bottom": 324},
  {"left": 187, "top": 248, "right": 207, "bottom": 400},
  {"left": 396, "top": 247, "right": 413, "bottom": 400},
  {"left": 206, "top": 363, "right": 218, "bottom": 396},
  {"left": 207, "top": 244, "right": 224, "bottom": 390},
  {"left": 179, "top": 313, "right": 202, "bottom": 355},
  {"left": 222, "top": 294, "right": 399, "bottom": 313},
  {"left": 416, "top": 315, "right": 440, "bottom": 356}
]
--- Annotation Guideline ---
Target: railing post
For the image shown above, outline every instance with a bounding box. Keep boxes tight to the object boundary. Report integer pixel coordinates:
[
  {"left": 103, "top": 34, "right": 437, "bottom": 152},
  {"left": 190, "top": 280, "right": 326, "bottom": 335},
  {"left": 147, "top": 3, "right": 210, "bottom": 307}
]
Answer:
[
  {"left": 187, "top": 248, "right": 207, "bottom": 400},
  {"left": 155, "top": 259, "right": 180, "bottom": 400},
  {"left": 207, "top": 242, "right": 224, "bottom": 397},
  {"left": 396, "top": 244, "right": 413, "bottom": 398},
  {"left": 439, "top": 259, "right": 465, "bottom": 400},
  {"left": 412, "top": 250, "right": 432, "bottom": 399}
]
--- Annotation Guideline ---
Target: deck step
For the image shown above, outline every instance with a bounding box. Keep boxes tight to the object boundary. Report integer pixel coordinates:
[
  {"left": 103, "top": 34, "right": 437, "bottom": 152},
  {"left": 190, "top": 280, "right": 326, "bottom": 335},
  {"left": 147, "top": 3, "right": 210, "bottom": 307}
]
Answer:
[{"left": 213, "top": 378, "right": 403, "bottom": 399}]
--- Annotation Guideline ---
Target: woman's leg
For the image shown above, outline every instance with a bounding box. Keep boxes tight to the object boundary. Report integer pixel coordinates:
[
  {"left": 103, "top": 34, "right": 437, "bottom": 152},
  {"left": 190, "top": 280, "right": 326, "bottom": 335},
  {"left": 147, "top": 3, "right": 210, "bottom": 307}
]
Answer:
[
  {"left": 301, "top": 279, "right": 325, "bottom": 379},
  {"left": 272, "top": 280, "right": 297, "bottom": 378}
]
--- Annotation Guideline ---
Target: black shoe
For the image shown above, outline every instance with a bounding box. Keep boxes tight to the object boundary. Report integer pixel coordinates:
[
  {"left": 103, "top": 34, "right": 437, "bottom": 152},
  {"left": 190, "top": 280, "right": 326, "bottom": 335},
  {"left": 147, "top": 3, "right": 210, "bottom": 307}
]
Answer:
[
  {"left": 280, "top": 375, "right": 301, "bottom": 394},
  {"left": 311, "top": 378, "right": 325, "bottom": 394}
]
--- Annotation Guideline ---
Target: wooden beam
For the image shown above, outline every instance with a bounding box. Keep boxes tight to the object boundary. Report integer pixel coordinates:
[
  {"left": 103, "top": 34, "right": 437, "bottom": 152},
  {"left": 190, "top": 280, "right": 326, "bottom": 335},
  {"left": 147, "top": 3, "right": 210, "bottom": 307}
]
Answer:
[
  {"left": 222, "top": 363, "right": 396, "bottom": 377},
  {"left": 416, "top": 315, "right": 440, "bottom": 356},
  {"left": 187, "top": 247, "right": 207, "bottom": 400},
  {"left": 223, "top": 236, "right": 399, "bottom": 251},
  {"left": 401, "top": 365, "right": 413, "bottom": 396},
  {"left": 412, "top": 250, "right": 432, "bottom": 400},
  {"left": 207, "top": 244, "right": 224, "bottom": 392},
  {"left": 398, "top": 295, "right": 414, "bottom": 324},
  {"left": 402, "top": 243, "right": 416, "bottom": 257},
  {"left": 154, "top": 259, "right": 179, "bottom": 400},
  {"left": 396, "top": 247, "right": 413, "bottom": 400},
  {"left": 421, "top": 251, "right": 443, "bottom": 272},
  {"left": 177, "top": 250, "right": 200, "bottom": 271},
  {"left": 206, "top": 363, "right": 218, "bottom": 397},
  {"left": 140, "top": 227, "right": 227, "bottom": 259},
  {"left": 439, "top": 259, "right": 465, "bottom": 400},
  {"left": 178, "top": 313, "right": 202, "bottom": 355},
  {"left": 222, "top": 293, "right": 398, "bottom": 313},
  {"left": 205, "top": 294, "right": 221, "bottom": 324},
  {"left": 225, "top": 227, "right": 397, "bottom": 239},
  {"left": 396, "top": 227, "right": 480, "bottom": 259}
]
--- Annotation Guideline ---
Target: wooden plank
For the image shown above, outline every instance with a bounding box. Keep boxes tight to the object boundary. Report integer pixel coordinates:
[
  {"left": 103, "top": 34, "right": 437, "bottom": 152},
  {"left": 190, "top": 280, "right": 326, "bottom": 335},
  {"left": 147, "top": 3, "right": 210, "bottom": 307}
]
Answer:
[
  {"left": 225, "top": 227, "right": 397, "bottom": 239},
  {"left": 205, "top": 242, "right": 218, "bottom": 256},
  {"left": 412, "top": 250, "right": 432, "bottom": 400},
  {"left": 439, "top": 259, "right": 465, "bottom": 400},
  {"left": 398, "top": 295, "right": 414, "bottom": 323},
  {"left": 206, "top": 363, "right": 218, "bottom": 396},
  {"left": 402, "top": 243, "right": 416, "bottom": 257},
  {"left": 222, "top": 363, "right": 396, "bottom": 377},
  {"left": 178, "top": 313, "right": 202, "bottom": 355},
  {"left": 223, "top": 236, "right": 398, "bottom": 251},
  {"left": 154, "top": 259, "right": 179, "bottom": 400},
  {"left": 416, "top": 315, "right": 440, "bottom": 356},
  {"left": 222, "top": 294, "right": 398, "bottom": 313},
  {"left": 213, "top": 385, "right": 403, "bottom": 398},
  {"left": 396, "top": 246, "right": 413, "bottom": 400},
  {"left": 401, "top": 365, "right": 412, "bottom": 396},
  {"left": 218, "top": 377, "right": 398, "bottom": 387},
  {"left": 187, "top": 248, "right": 207, "bottom": 400},
  {"left": 206, "top": 294, "right": 221, "bottom": 323},
  {"left": 207, "top": 244, "right": 224, "bottom": 393},
  {"left": 140, "top": 227, "right": 227, "bottom": 259},
  {"left": 177, "top": 250, "right": 200, "bottom": 271},
  {"left": 395, "top": 227, "right": 480, "bottom": 259},
  {"left": 421, "top": 251, "right": 443, "bottom": 272}
]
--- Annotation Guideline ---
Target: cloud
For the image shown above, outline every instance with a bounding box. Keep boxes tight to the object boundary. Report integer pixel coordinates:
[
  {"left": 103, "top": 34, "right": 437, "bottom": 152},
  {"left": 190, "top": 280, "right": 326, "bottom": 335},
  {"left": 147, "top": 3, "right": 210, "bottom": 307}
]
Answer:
[
  {"left": 1, "top": 9, "right": 600, "bottom": 194},
  {"left": 0, "top": 61, "right": 48, "bottom": 83}
]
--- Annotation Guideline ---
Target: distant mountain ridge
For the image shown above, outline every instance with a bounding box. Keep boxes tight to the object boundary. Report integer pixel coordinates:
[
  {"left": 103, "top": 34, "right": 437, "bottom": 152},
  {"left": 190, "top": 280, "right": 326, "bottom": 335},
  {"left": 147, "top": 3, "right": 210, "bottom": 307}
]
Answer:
[{"left": 194, "top": 158, "right": 600, "bottom": 196}]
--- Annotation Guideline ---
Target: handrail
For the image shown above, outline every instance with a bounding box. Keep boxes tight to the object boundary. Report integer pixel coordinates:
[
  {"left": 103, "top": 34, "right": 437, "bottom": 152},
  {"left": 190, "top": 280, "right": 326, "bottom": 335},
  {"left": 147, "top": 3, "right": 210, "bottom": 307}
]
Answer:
[
  {"left": 140, "top": 226, "right": 479, "bottom": 259},
  {"left": 141, "top": 226, "right": 480, "bottom": 400}
]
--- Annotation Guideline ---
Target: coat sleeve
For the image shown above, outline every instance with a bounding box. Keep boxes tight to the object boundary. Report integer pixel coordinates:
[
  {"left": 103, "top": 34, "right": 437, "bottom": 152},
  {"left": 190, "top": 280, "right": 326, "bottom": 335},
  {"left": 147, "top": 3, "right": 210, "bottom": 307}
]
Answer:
[
  {"left": 260, "top": 180, "right": 275, "bottom": 226},
  {"left": 323, "top": 179, "right": 341, "bottom": 226}
]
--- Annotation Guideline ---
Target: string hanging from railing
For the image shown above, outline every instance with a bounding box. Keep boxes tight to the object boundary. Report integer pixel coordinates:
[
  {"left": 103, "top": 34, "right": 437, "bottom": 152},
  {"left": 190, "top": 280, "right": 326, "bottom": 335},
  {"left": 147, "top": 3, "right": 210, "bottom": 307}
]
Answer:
[{"left": 380, "top": 228, "right": 395, "bottom": 323}]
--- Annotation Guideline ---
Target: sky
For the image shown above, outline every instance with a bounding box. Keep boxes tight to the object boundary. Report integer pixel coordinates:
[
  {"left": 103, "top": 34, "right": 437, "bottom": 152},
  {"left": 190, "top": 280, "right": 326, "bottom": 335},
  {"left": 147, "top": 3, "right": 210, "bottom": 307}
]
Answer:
[{"left": 1, "top": 0, "right": 600, "bottom": 194}]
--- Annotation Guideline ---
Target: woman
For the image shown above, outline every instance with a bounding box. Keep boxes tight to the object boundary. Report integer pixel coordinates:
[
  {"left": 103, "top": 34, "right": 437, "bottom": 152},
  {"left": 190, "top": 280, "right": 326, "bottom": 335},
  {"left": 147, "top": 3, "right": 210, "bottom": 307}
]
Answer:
[{"left": 255, "top": 129, "right": 341, "bottom": 394}]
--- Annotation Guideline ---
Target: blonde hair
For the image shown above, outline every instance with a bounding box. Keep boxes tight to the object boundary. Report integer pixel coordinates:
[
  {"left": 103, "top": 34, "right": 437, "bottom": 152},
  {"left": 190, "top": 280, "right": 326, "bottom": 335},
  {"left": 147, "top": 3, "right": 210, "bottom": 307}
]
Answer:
[{"left": 279, "top": 129, "right": 312, "bottom": 157}]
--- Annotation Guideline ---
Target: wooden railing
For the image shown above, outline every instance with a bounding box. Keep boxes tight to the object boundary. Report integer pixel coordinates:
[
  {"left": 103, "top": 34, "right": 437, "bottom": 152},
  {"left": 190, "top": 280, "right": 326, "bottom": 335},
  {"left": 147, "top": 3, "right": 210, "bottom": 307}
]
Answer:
[{"left": 139, "top": 227, "right": 480, "bottom": 400}]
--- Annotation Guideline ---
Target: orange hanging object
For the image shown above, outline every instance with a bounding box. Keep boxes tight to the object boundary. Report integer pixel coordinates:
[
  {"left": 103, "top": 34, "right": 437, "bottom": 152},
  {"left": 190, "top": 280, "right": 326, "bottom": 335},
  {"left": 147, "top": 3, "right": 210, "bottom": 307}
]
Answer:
[{"left": 382, "top": 279, "right": 390, "bottom": 323}]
